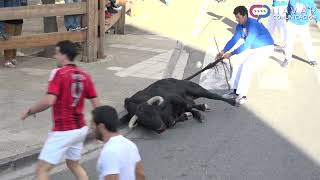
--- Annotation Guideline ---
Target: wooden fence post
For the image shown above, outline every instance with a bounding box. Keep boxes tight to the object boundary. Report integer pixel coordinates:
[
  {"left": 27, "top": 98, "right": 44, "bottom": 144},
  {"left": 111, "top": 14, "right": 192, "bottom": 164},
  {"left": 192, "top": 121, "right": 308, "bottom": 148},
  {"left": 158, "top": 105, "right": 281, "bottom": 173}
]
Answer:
[
  {"left": 84, "top": 0, "right": 98, "bottom": 62},
  {"left": 39, "top": 0, "right": 58, "bottom": 57},
  {"left": 116, "top": 0, "right": 126, "bottom": 34},
  {"left": 98, "top": 0, "right": 106, "bottom": 59}
]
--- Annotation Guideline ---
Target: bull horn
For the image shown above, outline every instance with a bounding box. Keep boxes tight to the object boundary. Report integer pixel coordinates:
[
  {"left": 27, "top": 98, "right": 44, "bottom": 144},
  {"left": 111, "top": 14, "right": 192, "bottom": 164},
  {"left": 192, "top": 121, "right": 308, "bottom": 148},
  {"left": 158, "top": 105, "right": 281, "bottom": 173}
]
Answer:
[
  {"left": 147, "top": 96, "right": 164, "bottom": 105},
  {"left": 128, "top": 115, "right": 138, "bottom": 128}
]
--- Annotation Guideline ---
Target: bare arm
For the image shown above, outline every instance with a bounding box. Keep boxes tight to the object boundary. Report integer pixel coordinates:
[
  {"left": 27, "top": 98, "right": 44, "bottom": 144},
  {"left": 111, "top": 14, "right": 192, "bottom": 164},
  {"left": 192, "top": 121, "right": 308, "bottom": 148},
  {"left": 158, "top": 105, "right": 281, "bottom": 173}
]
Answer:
[
  {"left": 135, "top": 161, "right": 145, "bottom": 180},
  {"left": 104, "top": 174, "right": 119, "bottom": 180},
  {"left": 89, "top": 97, "right": 101, "bottom": 109},
  {"left": 21, "top": 94, "right": 57, "bottom": 120}
]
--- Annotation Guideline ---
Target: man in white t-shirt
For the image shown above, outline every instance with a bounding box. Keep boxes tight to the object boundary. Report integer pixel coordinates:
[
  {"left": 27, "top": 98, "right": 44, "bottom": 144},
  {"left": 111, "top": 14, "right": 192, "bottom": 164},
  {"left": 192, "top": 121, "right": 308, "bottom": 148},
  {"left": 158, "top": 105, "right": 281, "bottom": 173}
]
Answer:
[{"left": 90, "top": 105, "right": 145, "bottom": 180}]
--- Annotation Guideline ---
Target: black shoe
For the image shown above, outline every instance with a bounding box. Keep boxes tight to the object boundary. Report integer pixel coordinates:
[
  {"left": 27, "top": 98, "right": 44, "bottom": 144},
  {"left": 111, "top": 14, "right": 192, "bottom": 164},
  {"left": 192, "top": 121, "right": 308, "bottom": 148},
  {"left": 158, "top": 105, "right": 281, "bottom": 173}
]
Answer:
[
  {"left": 281, "top": 59, "right": 289, "bottom": 68},
  {"left": 107, "top": 6, "right": 118, "bottom": 14},
  {"left": 308, "top": 61, "right": 317, "bottom": 66}
]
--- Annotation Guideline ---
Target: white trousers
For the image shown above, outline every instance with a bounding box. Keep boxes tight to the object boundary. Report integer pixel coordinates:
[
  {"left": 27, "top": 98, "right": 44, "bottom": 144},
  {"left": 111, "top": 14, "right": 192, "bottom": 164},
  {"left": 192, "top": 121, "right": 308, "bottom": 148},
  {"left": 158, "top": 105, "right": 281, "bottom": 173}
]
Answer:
[
  {"left": 267, "top": 6, "right": 287, "bottom": 47},
  {"left": 230, "top": 45, "right": 274, "bottom": 96},
  {"left": 285, "top": 21, "right": 316, "bottom": 62}
]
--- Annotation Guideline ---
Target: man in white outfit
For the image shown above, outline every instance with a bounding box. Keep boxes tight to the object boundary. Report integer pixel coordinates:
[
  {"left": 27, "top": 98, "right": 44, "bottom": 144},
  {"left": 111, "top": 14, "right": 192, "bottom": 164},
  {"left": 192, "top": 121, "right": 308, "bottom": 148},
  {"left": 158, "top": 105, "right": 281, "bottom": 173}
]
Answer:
[
  {"left": 219, "top": 6, "right": 274, "bottom": 104},
  {"left": 91, "top": 106, "right": 145, "bottom": 180},
  {"left": 281, "top": 0, "right": 320, "bottom": 68},
  {"left": 267, "top": 0, "right": 289, "bottom": 48}
]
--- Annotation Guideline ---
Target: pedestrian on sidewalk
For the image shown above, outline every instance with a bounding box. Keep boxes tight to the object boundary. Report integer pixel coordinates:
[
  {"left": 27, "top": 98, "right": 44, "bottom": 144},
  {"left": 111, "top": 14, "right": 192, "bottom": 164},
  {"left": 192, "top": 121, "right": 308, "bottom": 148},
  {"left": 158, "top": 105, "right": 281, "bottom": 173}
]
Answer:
[
  {"left": 91, "top": 105, "right": 145, "bottom": 180},
  {"left": 64, "top": 0, "right": 87, "bottom": 31},
  {"left": 219, "top": 6, "right": 274, "bottom": 104},
  {"left": 281, "top": 0, "right": 320, "bottom": 68},
  {"left": 21, "top": 40, "right": 100, "bottom": 180},
  {"left": 267, "top": 0, "right": 289, "bottom": 49}
]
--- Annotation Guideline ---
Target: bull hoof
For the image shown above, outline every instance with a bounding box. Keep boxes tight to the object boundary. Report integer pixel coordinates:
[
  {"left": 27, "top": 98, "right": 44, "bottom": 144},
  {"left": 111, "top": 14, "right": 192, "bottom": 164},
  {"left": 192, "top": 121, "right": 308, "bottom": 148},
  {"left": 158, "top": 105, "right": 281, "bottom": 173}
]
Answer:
[
  {"left": 193, "top": 111, "right": 204, "bottom": 122},
  {"left": 170, "top": 120, "right": 177, "bottom": 127},
  {"left": 197, "top": 118, "right": 204, "bottom": 123},
  {"left": 204, "top": 104, "right": 211, "bottom": 112},
  {"left": 184, "top": 112, "right": 193, "bottom": 120}
]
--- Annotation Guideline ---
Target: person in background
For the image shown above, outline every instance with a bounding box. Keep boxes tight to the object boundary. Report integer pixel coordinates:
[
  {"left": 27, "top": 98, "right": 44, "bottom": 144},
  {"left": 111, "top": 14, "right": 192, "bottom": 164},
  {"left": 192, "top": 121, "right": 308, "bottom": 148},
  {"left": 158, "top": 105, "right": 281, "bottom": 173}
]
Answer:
[
  {"left": 267, "top": 0, "right": 288, "bottom": 49},
  {"left": 1, "top": 0, "right": 27, "bottom": 68},
  {"left": 281, "top": 0, "right": 320, "bottom": 68},
  {"left": 64, "top": 0, "right": 87, "bottom": 31},
  {"left": 0, "top": 0, "right": 10, "bottom": 41}
]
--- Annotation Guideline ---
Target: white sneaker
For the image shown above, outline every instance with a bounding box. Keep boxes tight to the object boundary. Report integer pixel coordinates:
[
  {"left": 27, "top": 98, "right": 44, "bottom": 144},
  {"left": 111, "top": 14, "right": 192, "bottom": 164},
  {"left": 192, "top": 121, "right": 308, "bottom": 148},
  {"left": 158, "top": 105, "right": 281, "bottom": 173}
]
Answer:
[
  {"left": 235, "top": 96, "right": 247, "bottom": 105},
  {"left": 222, "top": 90, "right": 238, "bottom": 99}
]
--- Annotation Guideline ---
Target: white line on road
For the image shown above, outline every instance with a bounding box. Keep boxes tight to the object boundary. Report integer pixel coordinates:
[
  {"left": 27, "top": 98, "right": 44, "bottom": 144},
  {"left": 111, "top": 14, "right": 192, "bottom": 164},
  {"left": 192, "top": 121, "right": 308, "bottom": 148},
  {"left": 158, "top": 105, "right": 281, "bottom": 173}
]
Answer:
[
  {"left": 108, "top": 44, "right": 166, "bottom": 53},
  {"left": 115, "top": 50, "right": 174, "bottom": 79},
  {"left": 106, "top": 67, "right": 125, "bottom": 71},
  {"left": 171, "top": 50, "right": 189, "bottom": 79}
]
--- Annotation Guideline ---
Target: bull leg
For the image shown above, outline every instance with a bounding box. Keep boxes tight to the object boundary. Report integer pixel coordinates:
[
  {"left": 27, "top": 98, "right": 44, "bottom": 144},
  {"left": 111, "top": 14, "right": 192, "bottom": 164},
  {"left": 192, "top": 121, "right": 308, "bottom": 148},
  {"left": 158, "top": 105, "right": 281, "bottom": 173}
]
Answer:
[
  {"left": 189, "top": 110, "right": 203, "bottom": 122},
  {"left": 186, "top": 85, "right": 236, "bottom": 106},
  {"left": 165, "top": 112, "right": 192, "bottom": 128},
  {"left": 176, "top": 112, "right": 193, "bottom": 122},
  {"left": 170, "top": 110, "right": 203, "bottom": 125},
  {"left": 192, "top": 104, "right": 211, "bottom": 112}
]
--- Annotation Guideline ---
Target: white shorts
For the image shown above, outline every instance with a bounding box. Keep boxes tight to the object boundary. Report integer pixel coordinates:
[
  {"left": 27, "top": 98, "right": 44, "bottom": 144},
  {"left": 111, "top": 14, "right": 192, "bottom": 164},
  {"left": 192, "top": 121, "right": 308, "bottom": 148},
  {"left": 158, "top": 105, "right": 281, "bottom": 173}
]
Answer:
[{"left": 39, "top": 126, "right": 89, "bottom": 165}]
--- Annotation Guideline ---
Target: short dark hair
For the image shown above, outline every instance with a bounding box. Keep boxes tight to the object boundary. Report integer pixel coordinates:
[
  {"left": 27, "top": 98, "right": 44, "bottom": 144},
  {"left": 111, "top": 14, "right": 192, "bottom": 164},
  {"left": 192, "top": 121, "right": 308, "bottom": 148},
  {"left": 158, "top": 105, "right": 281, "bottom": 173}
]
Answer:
[
  {"left": 233, "top": 6, "right": 248, "bottom": 16},
  {"left": 56, "top": 40, "right": 79, "bottom": 61},
  {"left": 92, "top": 106, "right": 119, "bottom": 132}
]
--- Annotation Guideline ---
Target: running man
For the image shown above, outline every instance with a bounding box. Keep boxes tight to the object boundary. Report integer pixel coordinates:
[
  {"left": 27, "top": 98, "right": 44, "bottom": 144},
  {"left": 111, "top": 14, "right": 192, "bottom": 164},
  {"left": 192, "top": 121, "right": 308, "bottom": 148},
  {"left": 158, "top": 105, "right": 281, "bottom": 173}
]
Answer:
[{"left": 21, "top": 40, "right": 100, "bottom": 180}]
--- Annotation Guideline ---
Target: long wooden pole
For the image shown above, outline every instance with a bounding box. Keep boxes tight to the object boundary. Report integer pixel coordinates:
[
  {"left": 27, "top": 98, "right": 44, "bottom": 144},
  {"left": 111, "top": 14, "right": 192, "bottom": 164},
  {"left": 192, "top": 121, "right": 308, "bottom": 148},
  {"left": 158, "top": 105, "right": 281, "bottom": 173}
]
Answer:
[{"left": 98, "top": 0, "right": 106, "bottom": 59}]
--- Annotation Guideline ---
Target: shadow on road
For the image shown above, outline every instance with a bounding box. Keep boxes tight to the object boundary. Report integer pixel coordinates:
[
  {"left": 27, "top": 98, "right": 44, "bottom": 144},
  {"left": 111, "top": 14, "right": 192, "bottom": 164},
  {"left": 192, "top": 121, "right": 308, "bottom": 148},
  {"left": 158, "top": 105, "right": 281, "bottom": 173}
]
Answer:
[
  {"left": 52, "top": 99, "right": 320, "bottom": 180},
  {"left": 206, "top": 11, "right": 237, "bottom": 34},
  {"left": 52, "top": 46, "right": 320, "bottom": 180}
]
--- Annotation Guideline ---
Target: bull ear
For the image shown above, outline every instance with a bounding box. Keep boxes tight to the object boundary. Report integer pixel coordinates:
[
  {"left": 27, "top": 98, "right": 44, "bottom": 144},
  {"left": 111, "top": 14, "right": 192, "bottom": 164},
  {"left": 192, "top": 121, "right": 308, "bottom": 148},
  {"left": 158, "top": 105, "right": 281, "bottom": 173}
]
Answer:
[
  {"left": 128, "top": 115, "right": 138, "bottom": 128},
  {"left": 147, "top": 96, "right": 164, "bottom": 106}
]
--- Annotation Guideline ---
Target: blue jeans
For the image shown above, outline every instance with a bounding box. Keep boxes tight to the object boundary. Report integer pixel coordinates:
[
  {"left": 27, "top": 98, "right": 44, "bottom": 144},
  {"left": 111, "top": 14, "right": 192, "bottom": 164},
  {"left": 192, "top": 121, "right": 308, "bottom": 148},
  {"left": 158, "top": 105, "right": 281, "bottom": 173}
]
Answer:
[
  {"left": 64, "top": 0, "right": 81, "bottom": 30},
  {"left": 0, "top": 0, "right": 23, "bottom": 32},
  {"left": 0, "top": 0, "right": 4, "bottom": 33}
]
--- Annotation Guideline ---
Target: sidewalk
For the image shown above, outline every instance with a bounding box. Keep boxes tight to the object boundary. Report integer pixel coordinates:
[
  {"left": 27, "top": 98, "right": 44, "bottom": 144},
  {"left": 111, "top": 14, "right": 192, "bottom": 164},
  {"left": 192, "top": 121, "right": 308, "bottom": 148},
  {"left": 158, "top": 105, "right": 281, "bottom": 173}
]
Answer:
[{"left": 0, "top": 25, "right": 177, "bottom": 174}]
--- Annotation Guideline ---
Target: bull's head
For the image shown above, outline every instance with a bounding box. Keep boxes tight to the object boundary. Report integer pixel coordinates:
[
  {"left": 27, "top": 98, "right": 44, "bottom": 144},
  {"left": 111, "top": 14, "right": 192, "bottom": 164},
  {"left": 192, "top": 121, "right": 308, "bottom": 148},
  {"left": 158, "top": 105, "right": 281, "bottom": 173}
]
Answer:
[{"left": 129, "top": 96, "right": 166, "bottom": 133}]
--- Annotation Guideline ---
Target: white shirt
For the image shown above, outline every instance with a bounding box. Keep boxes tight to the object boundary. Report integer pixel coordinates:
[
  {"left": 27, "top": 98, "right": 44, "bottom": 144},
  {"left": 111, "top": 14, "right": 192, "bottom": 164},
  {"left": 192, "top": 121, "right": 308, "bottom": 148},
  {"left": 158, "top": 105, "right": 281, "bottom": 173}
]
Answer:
[{"left": 97, "top": 135, "right": 141, "bottom": 180}]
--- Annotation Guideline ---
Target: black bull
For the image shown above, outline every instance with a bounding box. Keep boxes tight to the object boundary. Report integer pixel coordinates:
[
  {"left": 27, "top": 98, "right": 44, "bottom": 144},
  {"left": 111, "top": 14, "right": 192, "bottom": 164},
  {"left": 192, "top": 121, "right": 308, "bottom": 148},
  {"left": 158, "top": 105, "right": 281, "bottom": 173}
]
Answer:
[{"left": 120, "top": 78, "right": 236, "bottom": 133}]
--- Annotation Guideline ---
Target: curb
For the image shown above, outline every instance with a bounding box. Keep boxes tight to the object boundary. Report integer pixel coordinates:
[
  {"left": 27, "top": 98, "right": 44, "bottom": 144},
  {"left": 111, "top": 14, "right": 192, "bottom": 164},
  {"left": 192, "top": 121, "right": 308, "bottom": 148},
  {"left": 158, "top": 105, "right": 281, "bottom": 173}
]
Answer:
[{"left": 0, "top": 108, "right": 131, "bottom": 175}]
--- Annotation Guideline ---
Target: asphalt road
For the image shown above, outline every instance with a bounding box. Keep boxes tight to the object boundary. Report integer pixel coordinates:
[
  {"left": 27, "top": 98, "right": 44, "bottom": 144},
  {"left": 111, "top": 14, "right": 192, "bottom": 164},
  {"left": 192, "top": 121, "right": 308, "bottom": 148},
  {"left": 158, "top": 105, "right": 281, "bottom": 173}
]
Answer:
[
  {"left": 50, "top": 47, "right": 320, "bottom": 180},
  {"left": 50, "top": 97, "right": 320, "bottom": 180}
]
